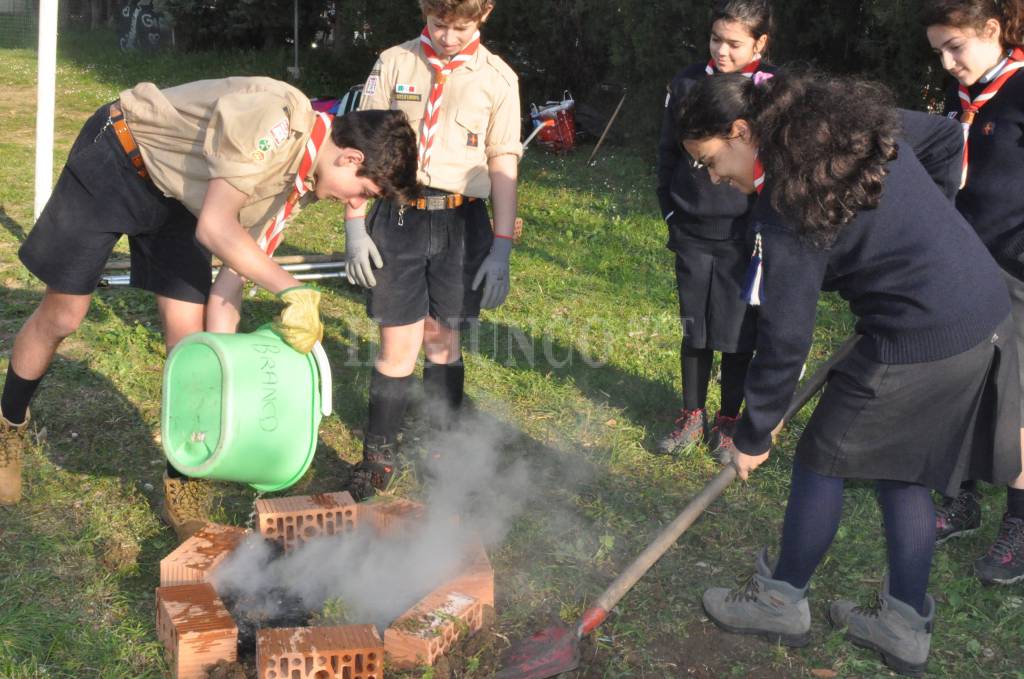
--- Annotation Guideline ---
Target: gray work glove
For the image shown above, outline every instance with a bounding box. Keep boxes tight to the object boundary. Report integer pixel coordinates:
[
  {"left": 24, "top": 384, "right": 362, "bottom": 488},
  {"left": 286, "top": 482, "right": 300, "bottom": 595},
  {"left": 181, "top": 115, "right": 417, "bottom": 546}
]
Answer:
[
  {"left": 344, "top": 216, "right": 383, "bottom": 288},
  {"left": 471, "top": 237, "right": 513, "bottom": 309}
]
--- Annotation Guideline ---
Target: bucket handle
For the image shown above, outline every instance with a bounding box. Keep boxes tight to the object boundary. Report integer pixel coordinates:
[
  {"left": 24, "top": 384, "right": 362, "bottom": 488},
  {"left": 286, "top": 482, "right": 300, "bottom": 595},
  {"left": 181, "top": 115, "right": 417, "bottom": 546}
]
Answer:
[{"left": 312, "top": 341, "right": 333, "bottom": 416}]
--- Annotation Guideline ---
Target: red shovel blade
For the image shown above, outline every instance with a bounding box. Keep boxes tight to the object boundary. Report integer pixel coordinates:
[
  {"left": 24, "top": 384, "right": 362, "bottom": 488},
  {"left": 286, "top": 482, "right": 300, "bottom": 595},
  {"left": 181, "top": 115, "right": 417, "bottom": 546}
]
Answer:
[{"left": 495, "top": 624, "right": 581, "bottom": 679}]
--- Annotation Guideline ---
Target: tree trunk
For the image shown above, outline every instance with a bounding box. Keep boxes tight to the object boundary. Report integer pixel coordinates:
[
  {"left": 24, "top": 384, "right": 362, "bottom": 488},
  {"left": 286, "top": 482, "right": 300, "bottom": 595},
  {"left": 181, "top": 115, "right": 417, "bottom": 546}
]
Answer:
[
  {"left": 90, "top": 0, "right": 103, "bottom": 29},
  {"left": 332, "top": 0, "right": 345, "bottom": 55}
]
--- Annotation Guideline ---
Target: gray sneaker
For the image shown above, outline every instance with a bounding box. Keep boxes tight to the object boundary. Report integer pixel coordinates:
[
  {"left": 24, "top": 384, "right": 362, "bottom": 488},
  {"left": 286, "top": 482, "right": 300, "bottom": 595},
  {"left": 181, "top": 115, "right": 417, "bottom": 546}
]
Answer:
[
  {"left": 828, "top": 578, "right": 934, "bottom": 678},
  {"left": 702, "top": 547, "right": 811, "bottom": 647}
]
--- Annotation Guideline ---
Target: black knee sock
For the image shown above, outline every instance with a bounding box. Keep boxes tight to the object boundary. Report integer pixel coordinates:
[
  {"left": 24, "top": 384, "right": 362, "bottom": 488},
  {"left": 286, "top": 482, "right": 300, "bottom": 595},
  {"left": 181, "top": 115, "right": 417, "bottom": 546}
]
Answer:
[
  {"left": 877, "top": 480, "right": 935, "bottom": 615},
  {"left": 367, "top": 369, "right": 414, "bottom": 440},
  {"left": 423, "top": 359, "right": 465, "bottom": 410},
  {"left": 1008, "top": 487, "right": 1024, "bottom": 519},
  {"left": 719, "top": 351, "right": 753, "bottom": 417},
  {"left": 681, "top": 341, "right": 713, "bottom": 411},
  {"left": 773, "top": 460, "right": 844, "bottom": 589},
  {"left": 1, "top": 364, "right": 43, "bottom": 425}
]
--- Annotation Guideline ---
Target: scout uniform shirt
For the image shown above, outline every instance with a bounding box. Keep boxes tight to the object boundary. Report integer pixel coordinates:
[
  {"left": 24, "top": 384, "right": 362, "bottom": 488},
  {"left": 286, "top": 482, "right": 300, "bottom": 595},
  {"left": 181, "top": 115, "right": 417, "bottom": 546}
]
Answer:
[
  {"left": 118, "top": 76, "right": 319, "bottom": 237},
  {"left": 359, "top": 38, "right": 522, "bottom": 198}
]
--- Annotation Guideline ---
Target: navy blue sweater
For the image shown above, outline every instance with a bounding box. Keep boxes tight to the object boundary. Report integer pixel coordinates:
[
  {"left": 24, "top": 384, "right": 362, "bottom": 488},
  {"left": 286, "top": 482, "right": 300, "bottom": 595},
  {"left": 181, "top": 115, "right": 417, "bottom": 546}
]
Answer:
[
  {"left": 734, "top": 142, "right": 1010, "bottom": 454},
  {"left": 655, "top": 63, "right": 777, "bottom": 244},
  {"left": 944, "top": 68, "right": 1024, "bottom": 264}
]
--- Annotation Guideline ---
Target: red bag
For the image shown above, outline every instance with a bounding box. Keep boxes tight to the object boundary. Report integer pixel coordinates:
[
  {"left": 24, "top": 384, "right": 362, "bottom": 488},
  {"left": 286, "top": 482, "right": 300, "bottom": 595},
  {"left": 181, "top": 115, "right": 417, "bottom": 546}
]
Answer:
[{"left": 530, "top": 91, "right": 576, "bottom": 153}]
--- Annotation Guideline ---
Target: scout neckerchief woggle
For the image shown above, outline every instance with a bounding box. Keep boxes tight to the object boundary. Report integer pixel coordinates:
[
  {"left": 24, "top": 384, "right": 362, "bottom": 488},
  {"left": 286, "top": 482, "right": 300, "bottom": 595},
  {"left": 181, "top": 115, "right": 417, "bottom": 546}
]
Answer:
[
  {"left": 705, "top": 58, "right": 762, "bottom": 76},
  {"left": 741, "top": 70, "right": 772, "bottom": 307},
  {"left": 957, "top": 47, "right": 1024, "bottom": 189},
  {"left": 256, "top": 111, "right": 333, "bottom": 256},
  {"left": 418, "top": 26, "right": 481, "bottom": 169}
]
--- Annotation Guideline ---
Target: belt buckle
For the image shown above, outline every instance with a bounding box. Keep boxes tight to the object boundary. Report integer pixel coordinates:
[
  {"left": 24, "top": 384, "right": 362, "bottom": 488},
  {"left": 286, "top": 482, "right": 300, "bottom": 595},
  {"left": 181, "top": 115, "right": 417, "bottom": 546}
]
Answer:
[{"left": 425, "top": 195, "right": 447, "bottom": 211}]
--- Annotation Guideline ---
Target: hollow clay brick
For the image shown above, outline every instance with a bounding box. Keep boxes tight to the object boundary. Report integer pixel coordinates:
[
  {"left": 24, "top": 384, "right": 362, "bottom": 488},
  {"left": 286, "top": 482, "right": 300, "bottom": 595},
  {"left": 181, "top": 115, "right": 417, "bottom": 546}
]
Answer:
[
  {"left": 160, "top": 523, "right": 247, "bottom": 587},
  {"left": 439, "top": 537, "right": 495, "bottom": 608},
  {"left": 156, "top": 582, "right": 238, "bottom": 679},
  {"left": 360, "top": 497, "right": 428, "bottom": 537},
  {"left": 256, "top": 624, "right": 383, "bottom": 679},
  {"left": 384, "top": 590, "right": 483, "bottom": 669},
  {"left": 256, "top": 491, "right": 358, "bottom": 551}
]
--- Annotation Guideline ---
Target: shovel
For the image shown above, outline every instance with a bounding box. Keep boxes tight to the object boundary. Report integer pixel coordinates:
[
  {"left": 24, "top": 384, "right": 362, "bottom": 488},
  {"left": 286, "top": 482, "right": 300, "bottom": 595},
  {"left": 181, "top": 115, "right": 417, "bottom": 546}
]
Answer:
[{"left": 496, "top": 335, "right": 858, "bottom": 679}]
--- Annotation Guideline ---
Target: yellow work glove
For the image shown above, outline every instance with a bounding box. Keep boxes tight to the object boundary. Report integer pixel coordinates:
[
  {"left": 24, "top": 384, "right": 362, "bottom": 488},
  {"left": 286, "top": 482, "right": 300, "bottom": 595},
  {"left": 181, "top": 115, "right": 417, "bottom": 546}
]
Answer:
[{"left": 273, "top": 286, "right": 323, "bottom": 354}]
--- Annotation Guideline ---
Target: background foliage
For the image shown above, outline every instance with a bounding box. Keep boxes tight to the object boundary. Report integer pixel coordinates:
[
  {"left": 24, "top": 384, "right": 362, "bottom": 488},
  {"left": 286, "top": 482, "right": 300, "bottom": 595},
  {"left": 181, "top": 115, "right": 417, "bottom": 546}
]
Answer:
[{"left": 46, "top": 0, "right": 949, "bottom": 138}]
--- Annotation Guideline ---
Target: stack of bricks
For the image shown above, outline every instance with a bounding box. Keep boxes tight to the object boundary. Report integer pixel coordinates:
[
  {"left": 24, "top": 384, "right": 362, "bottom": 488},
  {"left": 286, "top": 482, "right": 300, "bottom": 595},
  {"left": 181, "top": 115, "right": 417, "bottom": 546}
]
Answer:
[
  {"left": 256, "top": 624, "right": 383, "bottom": 679},
  {"left": 360, "top": 497, "right": 427, "bottom": 538},
  {"left": 256, "top": 491, "right": 358, "bottom": 552},
  {"left": 384, "top": 589, "right": 485, "bottom": 669},
  {"left": 156, "top": 582, "right": 238, "bottom": 679},
  {"left": 160, "top": 523, "right": 247, "bottom": 586}
]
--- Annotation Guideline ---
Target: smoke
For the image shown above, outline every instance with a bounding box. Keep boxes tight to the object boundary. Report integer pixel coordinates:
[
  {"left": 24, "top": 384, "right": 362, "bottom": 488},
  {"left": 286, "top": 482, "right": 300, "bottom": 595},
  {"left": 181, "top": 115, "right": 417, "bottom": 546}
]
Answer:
[{"left": 212, "top": 410, "right": 531, "bottom": 632}]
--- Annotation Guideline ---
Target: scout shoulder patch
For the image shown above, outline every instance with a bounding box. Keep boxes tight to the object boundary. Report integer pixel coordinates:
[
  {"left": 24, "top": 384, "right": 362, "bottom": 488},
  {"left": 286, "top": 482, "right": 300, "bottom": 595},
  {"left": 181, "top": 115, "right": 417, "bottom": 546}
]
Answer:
[
  {"left": 269, "top": 118, "right": 290, "bottom": 146},
  {"left": 466, "top": 131, "right": 479, "bottom": 147},
  {"left": 364, "top": 75, "right": 379, "bottom": 95},
  {"left": 394, "top": 93, "right": 422, "bottom": 102},
  {"left": 257, "top": 137, "right": 272, "bottom": 152},
  {"left": 394, "top": 83, "right": 421, "bottom": 101}
]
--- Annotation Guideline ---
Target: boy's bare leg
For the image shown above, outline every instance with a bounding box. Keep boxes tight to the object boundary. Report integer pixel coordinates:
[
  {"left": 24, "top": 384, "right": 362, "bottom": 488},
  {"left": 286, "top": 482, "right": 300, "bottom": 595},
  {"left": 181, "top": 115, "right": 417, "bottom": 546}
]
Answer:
[
  {"left": 377, "top": 320, "right": 426, "bottom": 376},
  {"left": 10, "top": 289, "right": 93, "bottom": 380},
  {"left": 423, "top": 315, "right": 460, "bottom": 365},
  {"left": 205, "top": 268, "right": 245, "bottom": 334},
  {"left": 156, "top": 295, "right": 205, "bottom": 352}
]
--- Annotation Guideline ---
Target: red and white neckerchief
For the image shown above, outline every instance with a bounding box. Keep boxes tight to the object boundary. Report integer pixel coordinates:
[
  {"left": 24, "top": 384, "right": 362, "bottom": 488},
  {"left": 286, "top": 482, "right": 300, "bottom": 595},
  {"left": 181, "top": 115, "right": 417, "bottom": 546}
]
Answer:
[
  {"left": 705, "top": 58, "right": 762, "bottom": 77},
  {"left": 957, "top": 47, "right": 1024, "bottom": 188},
  {"left": 418, "top": 26, "right": 481, "bottom": 169},
  {"left": 255, "top": 112, "right": 333, "bottom": 256},
  {"left": 752, "top": 155, "right": 765, "bottom": 195}
]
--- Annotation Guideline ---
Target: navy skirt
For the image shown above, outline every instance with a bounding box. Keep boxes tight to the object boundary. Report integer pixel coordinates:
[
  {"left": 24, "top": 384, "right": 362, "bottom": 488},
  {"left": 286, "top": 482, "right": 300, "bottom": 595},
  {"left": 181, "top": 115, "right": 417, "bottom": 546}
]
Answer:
[{"left": 795, "top": 315, "right": 1021, "bottom": 496}]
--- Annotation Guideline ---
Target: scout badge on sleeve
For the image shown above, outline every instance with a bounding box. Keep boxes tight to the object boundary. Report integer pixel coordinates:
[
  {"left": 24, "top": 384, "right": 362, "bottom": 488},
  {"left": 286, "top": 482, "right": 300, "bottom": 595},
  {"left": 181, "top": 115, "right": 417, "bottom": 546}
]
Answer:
[{"left": 254, "top": 111, "right": 332, "bottom": 256}]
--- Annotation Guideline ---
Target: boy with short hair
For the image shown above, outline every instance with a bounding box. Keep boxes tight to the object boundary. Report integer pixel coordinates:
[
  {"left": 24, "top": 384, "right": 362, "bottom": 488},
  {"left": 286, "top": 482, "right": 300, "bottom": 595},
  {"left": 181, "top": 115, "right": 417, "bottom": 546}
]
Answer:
[
  {"left": 0, "top": 76, "right": 419, "bottom": 539},
  {"left": 343, "top": 0, "right": 521, "bottom": 499}
]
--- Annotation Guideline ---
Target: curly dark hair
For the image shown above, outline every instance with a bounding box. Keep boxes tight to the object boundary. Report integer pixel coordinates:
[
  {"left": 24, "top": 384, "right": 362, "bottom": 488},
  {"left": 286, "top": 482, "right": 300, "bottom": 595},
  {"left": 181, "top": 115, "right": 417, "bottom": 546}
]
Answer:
[
  {"left": 676, "top": 70, "right": 899, "bottom": 248},
  {"left": 920, "top": 0, "right": 1024, "bottom": 49},
  {"left": 330, "top": 109, "right": 420, "bottom": 203}
]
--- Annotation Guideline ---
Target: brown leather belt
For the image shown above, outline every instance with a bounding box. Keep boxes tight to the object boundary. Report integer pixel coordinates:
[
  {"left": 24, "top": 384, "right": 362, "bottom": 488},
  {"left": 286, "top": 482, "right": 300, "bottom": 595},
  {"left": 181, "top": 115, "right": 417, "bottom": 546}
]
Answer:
[
  {"left": 405, "top": 193, "right": 476, "bottom": 210},
  {"left": 108, "top": 102, "right": 148, "bottom": 180}
]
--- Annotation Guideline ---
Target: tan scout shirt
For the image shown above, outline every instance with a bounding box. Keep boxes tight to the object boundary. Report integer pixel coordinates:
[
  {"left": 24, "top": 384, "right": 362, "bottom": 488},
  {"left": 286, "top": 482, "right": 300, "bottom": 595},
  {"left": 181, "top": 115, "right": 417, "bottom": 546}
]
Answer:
[
  {"left": 360, "top": 38, "right": 522, "bottom": 198},
  {"left": 119, "top": 76, "right": 318, "bottom": 237}
]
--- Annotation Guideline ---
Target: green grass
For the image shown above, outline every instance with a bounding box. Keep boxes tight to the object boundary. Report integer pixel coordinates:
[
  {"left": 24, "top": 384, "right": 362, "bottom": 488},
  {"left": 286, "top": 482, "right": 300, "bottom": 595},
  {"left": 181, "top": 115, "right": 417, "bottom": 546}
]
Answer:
[{"left": 2, "top": 30, "right": 1023, "bottom": 679}]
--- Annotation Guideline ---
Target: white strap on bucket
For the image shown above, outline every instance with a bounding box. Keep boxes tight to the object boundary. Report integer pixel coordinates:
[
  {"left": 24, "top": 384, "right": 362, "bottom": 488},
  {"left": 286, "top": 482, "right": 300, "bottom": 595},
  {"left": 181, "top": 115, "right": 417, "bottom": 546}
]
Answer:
[{"left": 312, "top": 341, "right": 333, "bottom": 416}]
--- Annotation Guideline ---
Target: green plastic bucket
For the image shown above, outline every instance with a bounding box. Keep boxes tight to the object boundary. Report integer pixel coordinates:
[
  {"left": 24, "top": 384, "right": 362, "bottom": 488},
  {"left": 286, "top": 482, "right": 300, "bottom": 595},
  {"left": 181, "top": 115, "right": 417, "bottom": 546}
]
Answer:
[{"left": 161, "top": 325, "right": 332, "bottom": 492}]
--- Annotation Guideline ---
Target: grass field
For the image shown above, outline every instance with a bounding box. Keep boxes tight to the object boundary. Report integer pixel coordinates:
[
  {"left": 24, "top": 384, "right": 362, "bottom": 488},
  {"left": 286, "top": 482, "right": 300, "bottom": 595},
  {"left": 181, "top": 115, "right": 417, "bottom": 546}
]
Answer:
[{"left": 1, "top": 28, "right": 1022, "bottom": 679}]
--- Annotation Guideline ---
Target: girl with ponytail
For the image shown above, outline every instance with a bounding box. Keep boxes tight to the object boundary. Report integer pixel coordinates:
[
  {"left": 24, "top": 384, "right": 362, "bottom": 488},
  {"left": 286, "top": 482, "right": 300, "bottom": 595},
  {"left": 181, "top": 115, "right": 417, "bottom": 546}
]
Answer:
[
  {"left": 654, "top": 0, "right": 776, "bottom": 460},
  {"left": 922, "top": 0, "right": 1024, "bottom": 588},
  {"left": 675, "top": 70, "right": 1020, "bottom": 676}
]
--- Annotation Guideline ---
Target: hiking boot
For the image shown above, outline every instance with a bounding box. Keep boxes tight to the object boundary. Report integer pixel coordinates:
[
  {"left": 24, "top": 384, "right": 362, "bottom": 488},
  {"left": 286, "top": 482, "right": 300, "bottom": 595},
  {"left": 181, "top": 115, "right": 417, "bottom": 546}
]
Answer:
[
  {"left": 707, "top": 411, "right": 740, "bottom": 463},
  {"left": 656, "top": 407, "right": 707, "bottom": 455},
  {"left": 934, "top": 490, "right": 981, "bottom": 544},
  {"left": 160, "top": 473, "right": 214, "bottom": 542},
  {"left": 828, "top": 578, "right": 934, "bottom": 678},
  {"left": 702, "top": 547, "right": 811, "bottom": 647},
  {"left": 346, "top": 434, "right": 397, "bottom": 501},
  {"left": 975, "top": 514, "right": 1024, "bottom": 585},
  {"left": 0, "top": 408, "right": 30, "bottom": 506}
]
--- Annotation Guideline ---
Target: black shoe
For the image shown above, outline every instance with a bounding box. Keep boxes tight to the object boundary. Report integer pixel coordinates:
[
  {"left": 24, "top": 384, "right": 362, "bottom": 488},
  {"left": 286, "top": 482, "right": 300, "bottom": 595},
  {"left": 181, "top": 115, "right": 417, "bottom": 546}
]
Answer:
[
  {"left": 935, "top": 490, "right": 981, "bottom": 544},
  {"left": 975, "top": 514, "right": 1024, "bottom": 585},
  {"left": 346, "top": 434, "right": 397, "bottom": 501}
]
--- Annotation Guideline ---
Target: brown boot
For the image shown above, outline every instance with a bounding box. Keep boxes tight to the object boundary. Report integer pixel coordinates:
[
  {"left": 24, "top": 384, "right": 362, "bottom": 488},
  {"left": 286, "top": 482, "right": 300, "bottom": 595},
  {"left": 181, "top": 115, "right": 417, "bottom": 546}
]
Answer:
[
  {"left": 0, "top": 408, "right": 30, "bottom": 506},
  {"left": 160, "top": 472, "right": 214, "bottom": 542}
]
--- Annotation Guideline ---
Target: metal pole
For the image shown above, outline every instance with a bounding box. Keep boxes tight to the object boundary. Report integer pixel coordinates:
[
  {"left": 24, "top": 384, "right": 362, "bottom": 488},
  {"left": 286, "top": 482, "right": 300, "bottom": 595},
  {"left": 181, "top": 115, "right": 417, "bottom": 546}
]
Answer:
[{"left": 34, "top": 0, "right": 59, "bottom": 219}]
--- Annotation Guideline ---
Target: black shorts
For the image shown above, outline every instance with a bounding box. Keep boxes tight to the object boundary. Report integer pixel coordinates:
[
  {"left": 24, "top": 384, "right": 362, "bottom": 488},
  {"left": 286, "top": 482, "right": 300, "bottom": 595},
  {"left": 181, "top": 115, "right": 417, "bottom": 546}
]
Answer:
[
  {"left": 365, "top": 193, "right": 493, "bottom": 328},
  {"left": 1001, "top": 268, "right": 1024, "bottom": 419},
  {"left": 18, "top": 104, "right": 211, "bottom": 303},
  {"left": 672, "top": 235, "right": 758, "bottom": 353}
]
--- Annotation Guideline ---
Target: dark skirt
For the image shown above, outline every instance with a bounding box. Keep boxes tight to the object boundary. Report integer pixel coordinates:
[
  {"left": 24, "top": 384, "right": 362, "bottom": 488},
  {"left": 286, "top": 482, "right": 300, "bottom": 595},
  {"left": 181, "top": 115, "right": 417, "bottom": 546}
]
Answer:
[
  {"left": 672, "top": 235, "right": 757, "bottom": 353},
  {"left": 795, "top": 315, "right": 1021, "bottom": 497},
  {"left": 1001, "top": 268, "right": 1024, "bottom": 419}
]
